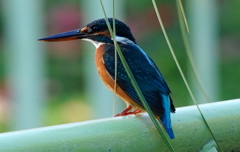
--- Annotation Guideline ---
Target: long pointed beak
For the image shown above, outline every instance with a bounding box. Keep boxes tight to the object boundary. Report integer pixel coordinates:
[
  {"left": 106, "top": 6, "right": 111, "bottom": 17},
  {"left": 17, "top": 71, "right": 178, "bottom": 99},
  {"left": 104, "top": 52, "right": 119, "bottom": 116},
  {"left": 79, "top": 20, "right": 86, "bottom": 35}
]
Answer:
[{"left": 38, "top": 29, "right": 87, "bottom": 42}]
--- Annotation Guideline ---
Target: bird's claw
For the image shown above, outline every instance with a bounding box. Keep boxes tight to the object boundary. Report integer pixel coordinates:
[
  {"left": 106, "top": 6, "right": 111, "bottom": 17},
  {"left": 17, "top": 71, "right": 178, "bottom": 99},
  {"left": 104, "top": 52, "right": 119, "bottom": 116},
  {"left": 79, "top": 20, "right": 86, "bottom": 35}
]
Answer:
[{"left": 115, "top": 106, "right": 142, "bottom": 116}]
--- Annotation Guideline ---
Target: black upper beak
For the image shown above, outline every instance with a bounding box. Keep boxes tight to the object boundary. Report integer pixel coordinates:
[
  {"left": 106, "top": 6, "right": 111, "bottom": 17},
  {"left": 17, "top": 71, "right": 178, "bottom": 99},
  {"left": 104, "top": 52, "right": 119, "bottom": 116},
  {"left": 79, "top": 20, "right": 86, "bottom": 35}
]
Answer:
[{"left": 38, "top": 29, "right": 87, "bottom": 42}]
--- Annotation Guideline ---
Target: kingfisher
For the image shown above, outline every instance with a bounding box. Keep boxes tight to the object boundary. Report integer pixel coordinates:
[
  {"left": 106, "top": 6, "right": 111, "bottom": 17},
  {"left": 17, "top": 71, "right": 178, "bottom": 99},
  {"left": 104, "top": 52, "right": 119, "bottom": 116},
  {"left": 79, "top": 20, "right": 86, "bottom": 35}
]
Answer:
[{"left": 39, "top": 18, "right": 176, "bottom": 139}]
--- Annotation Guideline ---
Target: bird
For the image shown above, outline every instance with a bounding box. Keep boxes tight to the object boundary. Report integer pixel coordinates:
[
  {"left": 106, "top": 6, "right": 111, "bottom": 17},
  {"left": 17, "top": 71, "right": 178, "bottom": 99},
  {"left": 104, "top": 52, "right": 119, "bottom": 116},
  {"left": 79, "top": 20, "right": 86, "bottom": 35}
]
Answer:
[{"left": 39, "top": 18, "right": 176, "bottom": 139}]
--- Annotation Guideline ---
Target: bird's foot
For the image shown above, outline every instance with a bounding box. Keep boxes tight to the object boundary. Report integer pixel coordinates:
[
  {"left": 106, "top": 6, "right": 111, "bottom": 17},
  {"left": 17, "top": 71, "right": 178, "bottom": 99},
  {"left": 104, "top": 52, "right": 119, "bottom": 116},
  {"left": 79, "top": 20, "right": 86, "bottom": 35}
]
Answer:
[
  {"left": 115, "top": 106, "right": 132, "bottom": 116},
  {"left": 115, "top": 106, "right": 142, "bottom": 116},
  {"left": 124, "top": 109, "right": 142, "bottom": 115}
]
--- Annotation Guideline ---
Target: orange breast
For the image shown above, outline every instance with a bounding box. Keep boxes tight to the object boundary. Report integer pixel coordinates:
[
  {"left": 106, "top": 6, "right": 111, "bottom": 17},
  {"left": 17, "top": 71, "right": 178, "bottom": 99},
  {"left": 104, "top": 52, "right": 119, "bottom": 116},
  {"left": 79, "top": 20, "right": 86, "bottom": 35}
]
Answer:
[{"left": 95, "top": 45, "right": 143, "bottom": 110}]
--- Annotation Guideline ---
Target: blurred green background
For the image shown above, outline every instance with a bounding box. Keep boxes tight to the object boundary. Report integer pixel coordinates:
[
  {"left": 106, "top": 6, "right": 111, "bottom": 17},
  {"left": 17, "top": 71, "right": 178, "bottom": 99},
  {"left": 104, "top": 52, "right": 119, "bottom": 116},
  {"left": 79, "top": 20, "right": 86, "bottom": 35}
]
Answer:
[{"left": 0, "top": 0, "right": 239, "bottom": 132}]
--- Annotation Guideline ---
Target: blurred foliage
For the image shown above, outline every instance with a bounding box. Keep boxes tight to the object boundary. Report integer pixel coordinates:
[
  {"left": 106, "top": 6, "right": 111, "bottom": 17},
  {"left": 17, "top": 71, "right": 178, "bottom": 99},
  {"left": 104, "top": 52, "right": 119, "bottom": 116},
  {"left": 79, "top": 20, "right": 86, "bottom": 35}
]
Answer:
[
  {"left": 218, "top": 1, "right": 240, "bottom": 100},
  {"left": 47, "top": 53, "right": 85, "bottom": 97},
  {"left": 44, "top": 95, "right": 93, "bottom": 126},
  {"left": 0, "top": 0, "right": 240, "bottom": 132},
  {"left": 220, "top": 0, "right": 240, "bottom": 35}
]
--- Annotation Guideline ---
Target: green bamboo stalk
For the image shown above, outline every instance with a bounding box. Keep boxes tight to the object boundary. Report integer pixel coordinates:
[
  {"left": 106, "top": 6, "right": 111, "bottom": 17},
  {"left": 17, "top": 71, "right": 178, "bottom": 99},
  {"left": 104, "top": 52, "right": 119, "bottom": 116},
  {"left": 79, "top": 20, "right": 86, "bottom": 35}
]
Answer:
[
  {"left": 112, "top": 0, "right": 118, "bottom": 116},
  {"left": 176, "top": 0, "right": 211, "bottom": 103},
  {"left": 99, "top": 1, "right": 174, "bottom": 151},
  {"left": 0, "top": 99, "right": 239, "bottom": 151}
]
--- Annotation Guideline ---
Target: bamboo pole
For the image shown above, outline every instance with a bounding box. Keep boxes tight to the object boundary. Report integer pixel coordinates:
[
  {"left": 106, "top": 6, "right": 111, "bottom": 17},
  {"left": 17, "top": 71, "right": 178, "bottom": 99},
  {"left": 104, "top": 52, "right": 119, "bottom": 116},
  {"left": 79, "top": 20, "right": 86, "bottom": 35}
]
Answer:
[
  {"left": 187, "top": 0, "right": 219, "bottom": 103},
  {"left": 2, "top": 0, "right": 45, "bottom": 130},
  {"left": 0, "top": 99, "right": 239, "bottom": 151}
]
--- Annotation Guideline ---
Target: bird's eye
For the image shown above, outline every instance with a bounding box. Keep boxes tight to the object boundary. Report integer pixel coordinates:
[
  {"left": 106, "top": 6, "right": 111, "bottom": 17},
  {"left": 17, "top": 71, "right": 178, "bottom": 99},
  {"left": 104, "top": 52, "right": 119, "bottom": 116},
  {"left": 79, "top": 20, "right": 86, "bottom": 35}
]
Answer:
[
  {"left": 86, "top": 26, "right": 100, "bottom": 33},
  {"left": 92, "top": 26, "right": 100, "bottom": 31},
  {"left": 87, "top": 27, "right": 93, "bottom": 33}
]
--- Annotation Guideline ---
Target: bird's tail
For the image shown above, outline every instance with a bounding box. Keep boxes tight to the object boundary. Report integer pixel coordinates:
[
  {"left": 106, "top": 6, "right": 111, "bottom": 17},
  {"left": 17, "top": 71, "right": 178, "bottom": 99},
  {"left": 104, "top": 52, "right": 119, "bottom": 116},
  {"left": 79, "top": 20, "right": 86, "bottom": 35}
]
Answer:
[{"left": 159, "top": 94, "right": 175, "bottom": 139}]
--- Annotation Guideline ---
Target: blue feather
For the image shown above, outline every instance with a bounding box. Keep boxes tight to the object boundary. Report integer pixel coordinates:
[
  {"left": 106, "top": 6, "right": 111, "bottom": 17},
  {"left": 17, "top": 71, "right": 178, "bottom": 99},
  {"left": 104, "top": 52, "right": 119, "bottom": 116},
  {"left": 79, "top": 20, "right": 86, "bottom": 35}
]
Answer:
[
  {"left": 160, "top": 94, "right": 174, "bottom": 139},
  {"left": 102, "top": 43, "right": 175, "bottom": 139}
]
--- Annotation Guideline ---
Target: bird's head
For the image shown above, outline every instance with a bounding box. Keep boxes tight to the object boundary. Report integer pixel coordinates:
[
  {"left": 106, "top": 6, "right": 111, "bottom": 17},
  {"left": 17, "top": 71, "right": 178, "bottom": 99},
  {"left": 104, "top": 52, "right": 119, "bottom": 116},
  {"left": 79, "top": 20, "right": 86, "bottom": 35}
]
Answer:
[{"left": 39, "top": 18, "right": 136, "bottom": 48}]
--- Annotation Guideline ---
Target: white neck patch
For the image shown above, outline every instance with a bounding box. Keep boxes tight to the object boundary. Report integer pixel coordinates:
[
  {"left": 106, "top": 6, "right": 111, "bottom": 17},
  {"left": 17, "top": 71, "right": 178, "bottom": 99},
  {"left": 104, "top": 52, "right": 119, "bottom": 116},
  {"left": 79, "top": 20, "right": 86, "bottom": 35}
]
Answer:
[
  {"left": 113, "top": 36, "right": 135, "bottom": 44},
  {"left": 82, "top": 38, "right": 105, "bottom": 49},
  {"left": 82, "top": 35, "right": 135, "bottom": 49}
]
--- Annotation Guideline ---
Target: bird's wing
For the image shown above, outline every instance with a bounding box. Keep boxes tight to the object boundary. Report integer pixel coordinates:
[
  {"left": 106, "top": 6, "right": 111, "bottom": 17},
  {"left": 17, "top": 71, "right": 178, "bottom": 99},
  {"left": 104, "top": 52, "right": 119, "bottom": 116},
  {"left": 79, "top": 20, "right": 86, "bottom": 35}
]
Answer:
[{"left": 102, "top": 43, "right": 172, "bottom": 116}]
